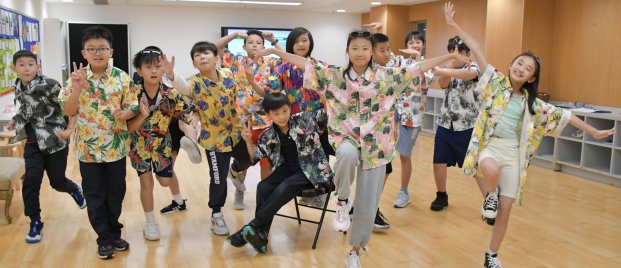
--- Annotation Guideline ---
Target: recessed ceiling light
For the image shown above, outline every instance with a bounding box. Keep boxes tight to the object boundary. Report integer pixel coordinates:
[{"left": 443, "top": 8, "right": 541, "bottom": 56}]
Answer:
[
  {"left": 370, "top": 1, "right": 382, "bottom": 5},
  {"left": 178, "top": 0, "right": 302, "bottom": 5},
  {"left": 62, "top": 0, "right": 74, "bottom": 2},
  {"left": 336, "top": 9, "right": 346, "bottom": 13}
]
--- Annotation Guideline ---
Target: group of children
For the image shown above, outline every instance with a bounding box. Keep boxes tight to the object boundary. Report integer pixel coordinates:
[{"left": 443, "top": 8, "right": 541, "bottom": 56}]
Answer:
[{"left": 7, "top": 2, "right": 615, "bottom": 267}]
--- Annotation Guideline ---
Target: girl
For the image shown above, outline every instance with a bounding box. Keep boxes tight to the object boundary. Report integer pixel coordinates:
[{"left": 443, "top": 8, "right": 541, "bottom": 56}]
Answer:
[
  {"left": 127, "top": 46, "right": 196, "bottom": 241},
  {"left": 255, "top": 30, "right": 467, "bottom": 268},
  {"left": 444, "top": 3, "right": 614, "bottom": 267}
]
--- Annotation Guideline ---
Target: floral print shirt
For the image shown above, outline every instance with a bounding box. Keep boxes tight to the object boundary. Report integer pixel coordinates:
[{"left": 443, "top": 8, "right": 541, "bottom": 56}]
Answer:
[
  {"left": 437, "top": 61, "right": 482, "bottom": 131},
  {"left": 303, "top": 60, "right": 423, "bottom": 170},
  {"left": 59, "top": 65, "right": 139, "bottom": 163},
  {"left": 463, "top": 65, "right": 571, "bottom": 204},
  {"left": 253, "top": 110, "right": 332, "bottom": 189},
  {"left": 12, "top": 75, "right": 68, "bottom": 154},
  {"left": 221, "top": 49, "right": 281, "bottom": 129},
  {"left": 129, "top": 83, "right": 194, "bottom": 174},
  {"left": 186, "top": 68, "right": 243, "bottom": 152},
  {"left": 263, "top": 58, "right": 325, "bottom": 115},
  {"left": 386, "top": 53, "right": 433, "bottom": 127}
]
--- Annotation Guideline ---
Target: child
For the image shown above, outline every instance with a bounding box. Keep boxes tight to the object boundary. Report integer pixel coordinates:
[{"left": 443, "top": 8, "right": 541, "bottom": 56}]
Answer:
[
  {"left": 7, "top": 50, "right": 86, "bottom": 244},
  {"left": 255, "top": 30, "right": 467, "bottom": 268},
  {"left": 428, "top": 36, "right": 487, "bottom": 213},
  {"left": 444, "top": 3, "right": 615, "bottom": 267},
  {"left": 59, "top": 26, "right": 138, "bottom": 259},
  {"left": 215, "top": 30, "right": 284, "bottom": 209},
  {"left": 127, "top": 46, "right": 195, "bottom": 241},
  {"left": 165, "top": 41, "right": 254, "bottom": 236},
  {"left": 226, "top": 93, "right": 332, "bottom": 254}
]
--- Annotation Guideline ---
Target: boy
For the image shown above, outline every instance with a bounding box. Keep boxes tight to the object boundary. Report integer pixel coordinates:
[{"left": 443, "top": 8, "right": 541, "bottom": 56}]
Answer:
[
  {"left": 226, "top": 93, "right": 332, "bottom": 254},
  {"left": 214, "top": 30, "right": 283, "bottom": 209},
  {"left": 166, "top": 41, "right": 253, "bottom": 236},
  {"left": 59, "top": 26, "right": 138, "bottom": 259},
  {"left": 8, "top": 50, "right": 86, "bottom": 244}
]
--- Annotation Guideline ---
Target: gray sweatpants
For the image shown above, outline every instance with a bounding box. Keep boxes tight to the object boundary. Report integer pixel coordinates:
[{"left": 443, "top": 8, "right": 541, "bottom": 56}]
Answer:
[{"left": 334, "top": 141, "right": 386, "bottom": 248}]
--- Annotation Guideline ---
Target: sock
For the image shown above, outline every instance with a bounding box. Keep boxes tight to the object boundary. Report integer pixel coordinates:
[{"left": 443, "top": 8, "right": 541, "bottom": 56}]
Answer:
[
  {"left": 145, "top": 211, "right": 156, "bottom": 223},
  {"left": 401, "top": 187, "right": 408, "bottom": 194},
  {"left": 486, "top": 249, "right": 497, "bottom": 256},
  {"left": 173, "top": 194, "right": 184, "bottom": 205}
]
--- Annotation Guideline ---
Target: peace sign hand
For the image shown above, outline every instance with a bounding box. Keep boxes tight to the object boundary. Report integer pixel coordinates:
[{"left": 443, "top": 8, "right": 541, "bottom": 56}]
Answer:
[{"left": 70, "top": 62, "right": 87, "bottom": 92}]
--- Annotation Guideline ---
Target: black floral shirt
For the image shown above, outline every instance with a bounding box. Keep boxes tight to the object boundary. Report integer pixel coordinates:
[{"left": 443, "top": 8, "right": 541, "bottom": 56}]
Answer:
[
  {"left": 437, "top": 61, "right": 482, "bottom": 131},
  {"left": 13, "top": 75, "right": 68, "bottom": 154}
]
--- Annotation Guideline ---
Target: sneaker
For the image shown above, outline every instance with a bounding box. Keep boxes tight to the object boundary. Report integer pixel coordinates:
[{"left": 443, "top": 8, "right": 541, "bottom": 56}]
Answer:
[
  {"left": 228, "top": 166, "right": 247, "bottom": 192},
  {"left": 211, "top": 212, "right": 230, "bottom": 236},
  {"left": 299, "top": 194, "right": 327, "bottom": 208},
  {"left": 160, "top": 199, "right": 188, "bottom": 214},
  {"left": 345, "top": 251, "right": 361, "bottom": 268},
  {"left": 373, "top": 209, "right": 390, "bottom": 230},
  {"left": 25, "top": 220, "right": 43, "bottom": 243},
  {"left": 481, "top": 188, "right": 500, "bottom": 219},
  {"left": 70, "top": 184, "right": 87, "bottom": 209},
  {"left": 180, "top": 136, "right": 202, "bottom": 164},
  {"left": 333, "top": 199, "right": 351, "bottom": 232},
  {"left": 483, "top": 216, "right": 496, "bottom": 226},
  {"left": 226, "top": 227, "right": 247, "bottom": 248},
  {"left": 241, "top": 224, "right": 268, "bottom": 253},
  {"left": 97, "top": 244, "right": 115, "bottom": 259},
  {"left": 113, "top": 238, "right": 130, "bottom": 251},
  {"left": 393, "top": 190, "right": 410, "bottom": 208},
  {"left": 233, "top": 190, "right": 244, "bottom": 210},
  {"left": 484, "top": 251, "right": 503, "bottom": 268},
  {"left": 430, "top": 191, "right": 448, "bottom": 211},
  {"left": 143, "top": 222, "right": 160, "bottom": 241}
]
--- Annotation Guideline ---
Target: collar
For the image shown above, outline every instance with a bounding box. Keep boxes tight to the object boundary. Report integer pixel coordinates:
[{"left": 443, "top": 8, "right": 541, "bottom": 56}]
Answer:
[
  {"left": 86, "top": 64, "right": 112, "bottom": 80},
  {"left": 16, "top": 75, "right": 43, "bottom": 92},
  {"left": 347, "top": 65, "right": 375, "bottom": 82}
]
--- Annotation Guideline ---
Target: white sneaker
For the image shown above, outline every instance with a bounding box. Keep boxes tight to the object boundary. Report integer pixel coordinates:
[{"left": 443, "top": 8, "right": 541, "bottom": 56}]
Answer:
[
  {"left": 180, "top": 136, "right": 202, "bottom": 164},
  {"left": 233, "top": 190, "right": 244, "bottom": 210},
  {"left": 481, "top": 188, "right": 500, "bottom": 219},
  {"left": 484, "top": 250, "right": 503, "bottom": 268},
  {"left": 143, "top": 222, "right": 160, "bottom": 241},
  {"left": 333, "top": 199, "right": 351, "bottom": 232},
  {"left": 345, "top": 251, "right": 362, "bottom": 268},
  {"left": 228, "top": 166, "right": 247, "bottom": 192},
  {"left": 393, "top": 190, "right": 410, "bottom": 208},
  {"left": 211, "top": 212, "right": 230, "bottom": 236}
]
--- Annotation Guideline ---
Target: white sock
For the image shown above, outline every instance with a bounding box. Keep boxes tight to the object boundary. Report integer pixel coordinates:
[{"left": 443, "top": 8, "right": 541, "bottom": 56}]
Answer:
[
  {"left": 145, "top": 211, "right": 156, "bottom": 223},
  {"left": 486, "top": 249, "right": 497, "bottom": 255},
  {"left": 173, "top": 194, "right": 184, "bottom": 205}
]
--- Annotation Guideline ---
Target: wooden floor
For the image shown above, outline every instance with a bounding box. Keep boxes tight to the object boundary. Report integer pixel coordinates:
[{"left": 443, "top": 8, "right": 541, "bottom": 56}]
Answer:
[{"left": 1, "top": 134, "right": 620, "bottom": 268}]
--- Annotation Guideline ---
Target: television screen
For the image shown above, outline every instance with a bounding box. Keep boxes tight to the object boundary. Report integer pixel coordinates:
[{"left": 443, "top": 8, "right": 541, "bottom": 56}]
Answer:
[{"left": 221, "top": 27, "right": 291, "bottom": 57}]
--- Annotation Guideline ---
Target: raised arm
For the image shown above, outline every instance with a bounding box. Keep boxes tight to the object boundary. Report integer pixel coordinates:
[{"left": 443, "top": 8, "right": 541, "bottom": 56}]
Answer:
[
  {"left": 62, "top": 62, "right": 86, "bottom": 116},
  {"left": 262, "top": 31, "right": 285, "bottom": 51},
  {"left": 363, "top": 22, "right": 383, "bottom": 34},
  {"left": 569, "top": 115, "right": 615, "bottom": 140},
  {"left": 417, "top": 51, "right": 467, "bottom": 72},
  {"left": 160, "top": 54, "right": 192, "bottom": 96},
  {"left": 255, "top": 47, "right": 307, "bottom": 70},
  {"left": 444, "top": 2, "right": 489, "bottom": 71},
  {"left": 215, "top": 32, "right": 245, "bottom": 58}
]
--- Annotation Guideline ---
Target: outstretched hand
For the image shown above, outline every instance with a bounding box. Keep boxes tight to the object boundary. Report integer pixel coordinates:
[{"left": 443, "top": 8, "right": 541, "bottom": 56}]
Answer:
[
  {"left": 362, "top": 22, "right": 383, "bottom": 33},
  {"left": 591, "top": 129, "right": 615, "bottom": 140},
  {"left": 241, "top": 120, "right": 253, "bottom": 143},
  {"left": 159, "top": 53, "right": 175, "bottom": 79},
  {"left": 444, "top": 2, "right": 456, "bottom": 26}
]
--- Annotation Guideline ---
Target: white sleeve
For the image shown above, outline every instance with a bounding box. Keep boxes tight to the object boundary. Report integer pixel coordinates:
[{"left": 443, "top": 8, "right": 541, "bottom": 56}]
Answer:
[{"left": 172, "top": 73, "right": 191, "bottom": 97}]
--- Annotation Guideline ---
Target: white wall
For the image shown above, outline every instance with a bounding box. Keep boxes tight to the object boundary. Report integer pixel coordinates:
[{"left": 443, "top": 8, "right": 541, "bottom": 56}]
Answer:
[{"left": 45, "top": 3, "right": 361, "bottom": 79}]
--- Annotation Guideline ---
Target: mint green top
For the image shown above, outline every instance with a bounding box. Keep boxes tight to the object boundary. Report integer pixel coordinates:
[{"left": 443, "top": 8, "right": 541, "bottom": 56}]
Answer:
[{"left": 493, "top": 95, "right": 525, "bottom": 139}]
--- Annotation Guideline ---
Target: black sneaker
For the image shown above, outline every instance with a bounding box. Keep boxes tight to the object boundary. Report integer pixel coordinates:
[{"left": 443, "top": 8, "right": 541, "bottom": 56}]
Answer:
[
  {"left": 70, "top": 185, "right": 87, "bottom": 209},
  {"left": 160, "top": 199, "right": 188, "bottom": 214},
  {"left": 484, "top": 251, "right": 503, "bottom": 267},
  {"left": 25, "top": 220, "right": 44, "bottom": 243},
  {"left": 483, "top": 216, "right": 496, "bottom": 226},
  {"left": 98, "top": 244, "right": 115, "bottom": 259},
  {"left": 242, "top": 224, "right": 268, "bottom": 253},
  {"left": 226, "top": 227, "right": 247, "bottom": 248},
  {"left": 113, "top": 238, "right": 130, "bottom": 251},
  {"left": 430, "top": 192, "right": 448, "bottom": 211},
  {"left": 373, "top": 208, "right": 390, "bottom": 230}
]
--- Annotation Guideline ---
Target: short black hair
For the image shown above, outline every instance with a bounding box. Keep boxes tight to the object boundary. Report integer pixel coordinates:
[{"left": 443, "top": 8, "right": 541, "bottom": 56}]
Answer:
[
  {"left": 286, "top": 27, "right": 314, "bottom": 57},
  {"left": 82, "top": 26, "right": 113, "bottom": 48},
  {"left": 372, "top": 33, "right": 390, "bottom": 44},
  {"left": 133, "top": 46, "right": 162, "bottom": 69},
  {"left": 262, "top": 93, "right": 291, "bottom": 113},
  {"left": 190, "top": 41, "right": 218, "bottom": 60},
  {"left": 12, "top": 50, "right": 37, "bottom": 65},
  {"left": 404, "top": 31, "right": 425, "bottom": 47},
  {"left": 447, "top": 36, "right": 470, "bottom": 53},
  {"left": 245, "top": 29, "right": 265, "bottom": 45}
]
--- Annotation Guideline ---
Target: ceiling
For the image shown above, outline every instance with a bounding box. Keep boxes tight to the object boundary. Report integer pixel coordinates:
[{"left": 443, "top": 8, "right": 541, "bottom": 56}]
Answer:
[{"left": 45, "top": 0, "right": 437, "bottom": 13}]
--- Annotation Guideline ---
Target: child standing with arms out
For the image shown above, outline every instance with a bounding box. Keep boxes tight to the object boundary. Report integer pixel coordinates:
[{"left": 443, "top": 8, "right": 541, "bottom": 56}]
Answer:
[
  {"left": 127, "top": 46, "right": 196, "bottom": 241},
  {"left": 59, "top": 26, "right": 138, "bottom": 259},
  {"left": 8, "top": 50, "right": 86, "bottom": 244},
  {"left": 444, "top": 3, "right": 614, "bottom": 267}
]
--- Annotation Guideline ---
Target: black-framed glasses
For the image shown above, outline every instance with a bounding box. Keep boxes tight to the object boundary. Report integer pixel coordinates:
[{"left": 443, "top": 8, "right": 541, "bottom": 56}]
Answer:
[
  {"left": 141, "top": 50, "right": 162, "bottom": 55},
  {"left": 349, "top": 31, "right": 372, "bottom": 38},
  {"left": 84, "top": 47, "right": 111, "bottom": 54}
]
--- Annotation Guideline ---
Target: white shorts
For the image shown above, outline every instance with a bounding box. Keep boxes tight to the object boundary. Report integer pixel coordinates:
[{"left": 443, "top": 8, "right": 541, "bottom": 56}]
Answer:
[{"left": 478, "top": 138, "right": 520, "bottom": 198}]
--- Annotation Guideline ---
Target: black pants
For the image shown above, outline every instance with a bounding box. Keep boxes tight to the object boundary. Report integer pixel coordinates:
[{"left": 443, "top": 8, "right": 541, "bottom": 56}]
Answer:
[
  {"left": 251, "top": 168, "right": 313, "bottom": 233},
  {"left": 22, "top": 144, "right": 77, "bottom": 221},
  {"left": 79, "top": 158, "right": 126, "bottom": 246},
  {"left": 205, "top": 139, "right": 252, "bottom": 213}
]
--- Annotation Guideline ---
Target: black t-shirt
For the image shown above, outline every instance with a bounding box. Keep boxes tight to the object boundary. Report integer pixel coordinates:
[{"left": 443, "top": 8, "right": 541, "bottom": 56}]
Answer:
[{"left": 275, "top": 125, "right": 301, "bottom": 172}]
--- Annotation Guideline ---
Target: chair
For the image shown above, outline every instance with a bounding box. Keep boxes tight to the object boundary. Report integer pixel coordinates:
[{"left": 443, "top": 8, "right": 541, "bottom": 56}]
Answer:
[
  {"left": 275, "top": 179, "right": 335, "bottom": 249},
  {"left": 0, "top": 157, "right": 25, "bottom": 224}
]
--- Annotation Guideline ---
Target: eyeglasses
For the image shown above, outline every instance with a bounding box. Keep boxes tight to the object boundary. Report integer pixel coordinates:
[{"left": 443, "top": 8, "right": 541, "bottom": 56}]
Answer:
[
  {"left": 141, "top": 50, "right": 162, "bottom": 55},
  {"left": 349, "top": 31, "right": 372, "bottom": 38},
  {"left": 522, "top": 50, "right": 543, "bottom": 65},
  {"left": 84, "top": 47, "right": 111, "bottom": 54}
]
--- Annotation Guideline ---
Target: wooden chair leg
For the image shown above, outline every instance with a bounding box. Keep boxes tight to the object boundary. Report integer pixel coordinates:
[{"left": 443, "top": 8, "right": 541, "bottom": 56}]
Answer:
[{"left": 4, "top": 189, "right": 13, "bottom": 224}]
